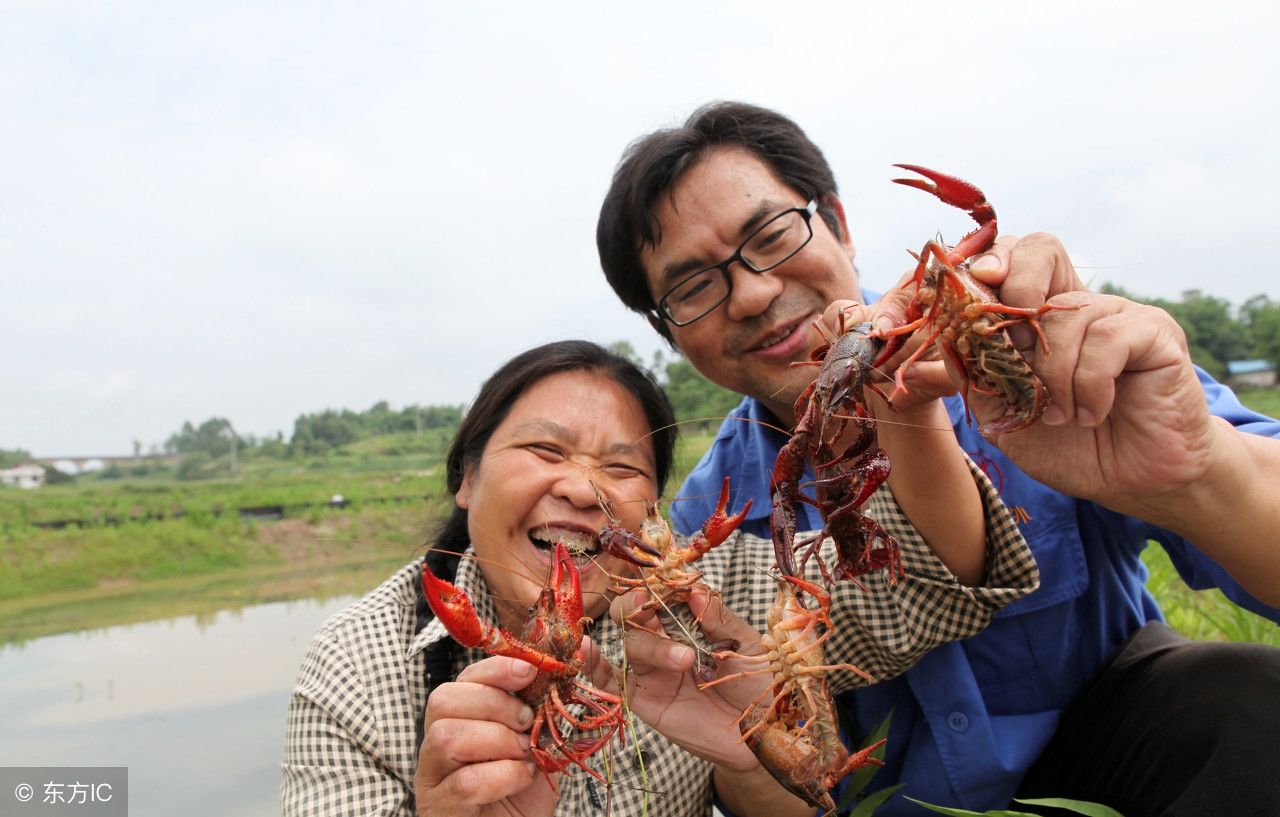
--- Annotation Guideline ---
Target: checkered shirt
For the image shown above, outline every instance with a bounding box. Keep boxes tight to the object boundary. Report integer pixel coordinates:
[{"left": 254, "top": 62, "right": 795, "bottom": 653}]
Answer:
[{"left": 281, "top": 459, "right": 1037, "bottom": 816}]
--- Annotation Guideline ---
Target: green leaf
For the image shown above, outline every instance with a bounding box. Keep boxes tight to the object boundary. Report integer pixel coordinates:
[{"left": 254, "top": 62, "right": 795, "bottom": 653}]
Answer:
[
  {"left": 1014, "top": 798, "right": 1127, "bottom": 817},
  {"left": 837, "top": 708, "right": 895, "bottom": 806},
  {"left": 846, "top": 783, "right": 904, "bottom": 817},
  {"left": 902, "top": 797, "right": 1040, "bottom": 816}
]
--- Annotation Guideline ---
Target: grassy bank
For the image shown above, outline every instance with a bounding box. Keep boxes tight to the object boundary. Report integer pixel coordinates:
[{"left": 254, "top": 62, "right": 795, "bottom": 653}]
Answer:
[
  {"left": 3, "top": 402, "right": 1278, "bottom": 646},
  {"left": 0, "top": 502, "right": 437, "bottom": 644}
]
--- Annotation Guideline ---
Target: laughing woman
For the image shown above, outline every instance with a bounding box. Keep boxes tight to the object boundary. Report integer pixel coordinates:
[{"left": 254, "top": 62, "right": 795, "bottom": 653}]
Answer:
[{"left": 281, "top": 340, "right": 1038, "bottom": 817}]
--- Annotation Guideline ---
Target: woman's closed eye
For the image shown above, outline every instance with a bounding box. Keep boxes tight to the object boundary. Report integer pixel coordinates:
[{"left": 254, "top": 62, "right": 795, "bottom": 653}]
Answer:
[
  {"left": 524, "top": 442, "right": 567, "bottom": 461},
  {"left": 602, "top": 462, "right": 646, "bottom": 479}
]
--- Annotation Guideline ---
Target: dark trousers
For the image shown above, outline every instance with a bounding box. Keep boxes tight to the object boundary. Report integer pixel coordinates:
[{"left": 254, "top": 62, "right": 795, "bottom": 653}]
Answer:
[{"left": 1017, "top": 622, "right": 1280, "bottom": 817}]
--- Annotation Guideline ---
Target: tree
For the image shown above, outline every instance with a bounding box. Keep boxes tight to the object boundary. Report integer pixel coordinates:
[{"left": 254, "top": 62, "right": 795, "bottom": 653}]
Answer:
[
  {"left": 663, "top": 355, "right": 742, "bottom": 431},
  {"left": 1242, "top": 295, "right": 1280, "bottom": 367},
  {"left": 165, "top": 417, "right": 237, "bottom": 458},
  {"left": 608, "top": 340, "right": 644, "bottom": 367},
  {"left": 1098, "top": 283, "right": 1251, "bottom": 378},
  {"left": 0, "top": 448, "right": 33, "bottom": 468}
]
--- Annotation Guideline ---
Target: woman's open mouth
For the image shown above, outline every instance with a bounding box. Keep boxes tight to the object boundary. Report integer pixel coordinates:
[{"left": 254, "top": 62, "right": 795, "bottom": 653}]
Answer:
[{"left": 529, "top": 525, "right": 600, "bottom": 562}]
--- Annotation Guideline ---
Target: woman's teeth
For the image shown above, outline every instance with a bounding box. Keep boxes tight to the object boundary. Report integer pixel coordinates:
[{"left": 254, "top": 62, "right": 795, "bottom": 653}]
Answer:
[{"left": 529, "top": 529, "right": 598, "bottom": 556}]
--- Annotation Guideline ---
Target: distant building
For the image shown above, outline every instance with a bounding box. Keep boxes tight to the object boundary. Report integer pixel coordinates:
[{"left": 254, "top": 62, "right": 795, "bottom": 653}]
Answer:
[
  {"left": 1226, "top": 359, "right": 1277, "bottom": 389},
  {"left": 0, "top": 463, "right": 46, "bottom": 489}
]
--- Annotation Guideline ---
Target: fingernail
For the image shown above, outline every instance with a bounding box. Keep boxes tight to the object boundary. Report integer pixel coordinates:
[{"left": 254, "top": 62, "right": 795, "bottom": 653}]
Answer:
[
  {"left": 971, "top": 254, "right": 1000, "bottom": 273},
  {"left": 519, "top": 704, "right": 535, "bottom": 727},
  {"left": 1042, "top": 405, "right": 1066, "bottom": 426},
  {"left": 1077, "top": 407, "right": 1097, "bottom": 427},
  {"left": 874, "top": 315, "right": 895, "bottom": 334},
  {"left": 513, "top": 660, "right": 536, "bottom": 679},
  {"left": 667, "top": 643, "right": 693, "bottom": 668}
]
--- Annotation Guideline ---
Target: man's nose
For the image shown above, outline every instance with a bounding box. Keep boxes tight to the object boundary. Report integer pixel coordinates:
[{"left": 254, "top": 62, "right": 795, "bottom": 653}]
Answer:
[{"left": 724, "top": 263, "right": 784, "bottom": 322}]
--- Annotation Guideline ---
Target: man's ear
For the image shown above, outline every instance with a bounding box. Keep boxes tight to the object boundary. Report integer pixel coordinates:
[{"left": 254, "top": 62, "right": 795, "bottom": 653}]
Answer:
[
  {"left": 821, "top": 193, "right": 856, "bottom": 259},
  {"left": 455, "top": 468, "right": 473, "bottom": 510}
]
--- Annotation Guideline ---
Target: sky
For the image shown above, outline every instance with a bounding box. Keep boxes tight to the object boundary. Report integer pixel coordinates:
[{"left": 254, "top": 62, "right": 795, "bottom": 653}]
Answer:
[{"left": 3, "top": 0, "right": 1278, "bottom": 457}]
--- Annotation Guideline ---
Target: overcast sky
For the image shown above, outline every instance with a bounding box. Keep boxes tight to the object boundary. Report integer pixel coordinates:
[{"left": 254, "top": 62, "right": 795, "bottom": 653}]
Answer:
[{"left": 4, "top": 1, "right": 1278, "bottom": 456}]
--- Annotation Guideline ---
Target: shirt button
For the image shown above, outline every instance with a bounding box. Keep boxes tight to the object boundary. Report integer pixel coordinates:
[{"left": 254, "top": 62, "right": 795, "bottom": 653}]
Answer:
[{"left": 947, "top": 711, "right": 969, "bottom": 732}]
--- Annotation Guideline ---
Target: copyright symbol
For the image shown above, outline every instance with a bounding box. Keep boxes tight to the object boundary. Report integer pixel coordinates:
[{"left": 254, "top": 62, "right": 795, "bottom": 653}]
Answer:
[{"left": 14, "top": 782, "right": 34, "bottom": 802}]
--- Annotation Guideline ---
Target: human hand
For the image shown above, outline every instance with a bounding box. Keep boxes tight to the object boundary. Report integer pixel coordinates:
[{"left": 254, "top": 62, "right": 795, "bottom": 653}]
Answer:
[
  {"left": 414, "top": 656, "right": 557, "bottom": 817},
  {"left": 959, "top": 233, "right": 1217, "bottom": 518},
  {"left": 820, "top": 297, "right": 956, "bottom": 413},
  {"left": 593, "top": 586, "right": 769, "bottom": 773}
]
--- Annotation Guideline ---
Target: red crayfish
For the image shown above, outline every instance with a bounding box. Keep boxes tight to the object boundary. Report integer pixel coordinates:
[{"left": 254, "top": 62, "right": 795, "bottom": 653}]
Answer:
[
  {"left": 876, "top": 164, "right": 1077, "bottom": 437},
  {"left": 421, "top": 541, "right": 625, "bottom": 782},
  {"left": 771, "top": 317, "right": 904, "bottom": 588},
  {"left": 597, "top": 476, "right": 752, "bottom": 683}
]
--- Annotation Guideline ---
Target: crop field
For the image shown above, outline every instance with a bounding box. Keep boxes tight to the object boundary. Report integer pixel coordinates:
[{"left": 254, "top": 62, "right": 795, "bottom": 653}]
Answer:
[{"left": 2, "top": 400, "right": 1277, "bottom": 646}]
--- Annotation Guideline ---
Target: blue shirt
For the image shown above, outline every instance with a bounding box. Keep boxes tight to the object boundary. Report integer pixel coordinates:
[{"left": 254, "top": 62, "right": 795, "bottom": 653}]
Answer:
[{"left": 672, "top": 368, "right": 1280, "bottom": 813}]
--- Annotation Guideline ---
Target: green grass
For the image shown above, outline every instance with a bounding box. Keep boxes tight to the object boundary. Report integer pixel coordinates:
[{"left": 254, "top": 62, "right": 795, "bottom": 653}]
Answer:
[
  {"left": 1142, "top": 544, "right": 1279, "bottom": 645},
  {"left": 0, "top": 440, "right": 454, "bottom": 643},
  {"left": 0, "top": 502, "right": 437, "bottom": 644},
  {"left": 1237, "top": 387, "right": 1280, "bottom": 418},
  {"left": 0, "top": 465, "right": 441, "bottom": 527}
]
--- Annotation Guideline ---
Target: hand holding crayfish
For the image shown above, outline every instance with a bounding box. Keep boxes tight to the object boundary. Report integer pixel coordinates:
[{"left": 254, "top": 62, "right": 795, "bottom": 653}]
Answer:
[
  {"left": 600, "top": 584, "right": 822, "bottom": 817},
  {"left": 939, "top": 233, "right": 1280, "bottom": 607},
  {"left": 414, "top": 655, "right": 560, "bottom": 817}
]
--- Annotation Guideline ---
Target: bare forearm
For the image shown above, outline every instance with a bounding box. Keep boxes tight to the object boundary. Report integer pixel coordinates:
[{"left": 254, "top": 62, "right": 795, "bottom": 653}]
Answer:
[
  {"left": 714, "top": 764, "right": 814, "bottom": 817},
  {"left": 874, "top": 397, "right": 986, "bottom": 585},
  {"left": 1130, "top": 421, "right": 1280, "bottom": 607}
]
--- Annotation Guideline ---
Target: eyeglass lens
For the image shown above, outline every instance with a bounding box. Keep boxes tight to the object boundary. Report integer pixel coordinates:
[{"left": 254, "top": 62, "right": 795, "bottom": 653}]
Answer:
[{"left": 662, "top": 207, "right": 812, "bottom": 324}]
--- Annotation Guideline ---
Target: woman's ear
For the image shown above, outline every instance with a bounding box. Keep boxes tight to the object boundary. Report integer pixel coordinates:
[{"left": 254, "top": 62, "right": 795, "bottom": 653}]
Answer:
[{"left": 455, "top": 468, "right": 473, "bottom": 510}]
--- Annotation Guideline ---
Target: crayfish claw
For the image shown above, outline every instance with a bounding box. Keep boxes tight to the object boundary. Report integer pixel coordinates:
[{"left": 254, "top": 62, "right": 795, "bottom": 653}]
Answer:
[{"left": 892, "top": 163, "right": 990, "bottom": 215}]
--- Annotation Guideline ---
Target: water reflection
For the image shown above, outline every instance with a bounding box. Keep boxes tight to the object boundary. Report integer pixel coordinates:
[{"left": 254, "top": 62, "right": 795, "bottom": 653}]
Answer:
[{"left": 0, "top": 595, "right": 357, "bottom": 817}]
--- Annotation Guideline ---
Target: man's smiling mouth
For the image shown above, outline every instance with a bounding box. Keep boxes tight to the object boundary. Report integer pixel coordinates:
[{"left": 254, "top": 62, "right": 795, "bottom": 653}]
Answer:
[
  {"left": 747, "top": 315, "right": 811, "bottom": 354},
  {"left": 756, "top": 323, "right": 800, "bottom": 350}
]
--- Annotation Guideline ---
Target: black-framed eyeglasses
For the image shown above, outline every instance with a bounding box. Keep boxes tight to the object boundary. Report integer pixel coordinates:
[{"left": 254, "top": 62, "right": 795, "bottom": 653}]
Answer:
[{"left": 655, "top": 200, "right": 818, "bottom": 326}]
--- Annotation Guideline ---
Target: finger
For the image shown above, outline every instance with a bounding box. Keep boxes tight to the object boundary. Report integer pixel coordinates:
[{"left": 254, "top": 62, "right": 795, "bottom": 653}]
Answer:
[
  {"left": 433, "top": 758, "right": 540, "bottom": 810},
  {"left": 812, "top": 300, "right": 867, "bottom": 352},
  {"left": 610, "top": 587, "right": 657, "bottom": 627},
  {"left": 1016, "top": 291, "right": 1095, "bottom": 425},
  {"left": 897, "top": 359, "right": 953, "bottom": 397},
  {"left": 620, "top": 620, "right": 695, "bottom": 674},
  {"left": 579, "top": 634, "right": 625, "bottom": 692},
  {"left": 419, "top": 717, "right": 532, "bottom": 789},
  {"left": 685, "top": 586, "right": 765, "bottom": 657},
  {"left": 454, "top": 654, "right": 538, "bottom": 693},
  {"left": 869, "top": 265, "right": 921, "bottom": 335},
  {"left": 1001, "top": 233, "right": 1085, "bottom": 311},
  {"left": 1070, "top": 298, "right": 1187, "bottom": 427},
  {"left": 967, "top": 233, "right": 1019, "bottom": 286},
  {"left": 427, "top": 680, "right": 536, "bottom": 733}
]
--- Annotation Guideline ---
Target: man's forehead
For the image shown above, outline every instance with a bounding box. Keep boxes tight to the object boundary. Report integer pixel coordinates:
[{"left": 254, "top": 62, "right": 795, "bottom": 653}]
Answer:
[{"left": 644, "top": 150, "right": 801, "bottom": 275}]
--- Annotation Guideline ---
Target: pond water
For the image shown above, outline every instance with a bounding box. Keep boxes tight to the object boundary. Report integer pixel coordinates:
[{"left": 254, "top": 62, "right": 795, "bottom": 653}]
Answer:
[{"left": 0, "top": 595, "right": 358, "bottom": 817}]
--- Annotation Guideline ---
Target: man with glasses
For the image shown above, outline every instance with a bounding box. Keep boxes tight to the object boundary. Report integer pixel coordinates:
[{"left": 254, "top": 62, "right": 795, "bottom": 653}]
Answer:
[{"left": 597, "top": 101, "right": 1280, "bottom": 816}]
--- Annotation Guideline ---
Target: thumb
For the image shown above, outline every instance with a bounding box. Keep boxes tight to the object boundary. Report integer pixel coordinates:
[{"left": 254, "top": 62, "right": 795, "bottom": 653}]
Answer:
[{"left": 966, "top": 233, "right": 1019, "bottom": 287}]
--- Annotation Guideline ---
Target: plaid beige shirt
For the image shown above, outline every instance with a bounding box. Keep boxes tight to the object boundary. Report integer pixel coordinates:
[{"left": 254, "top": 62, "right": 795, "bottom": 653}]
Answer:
[{"left": 282, "top": 462, "right": 1037, "bottom": 816}]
